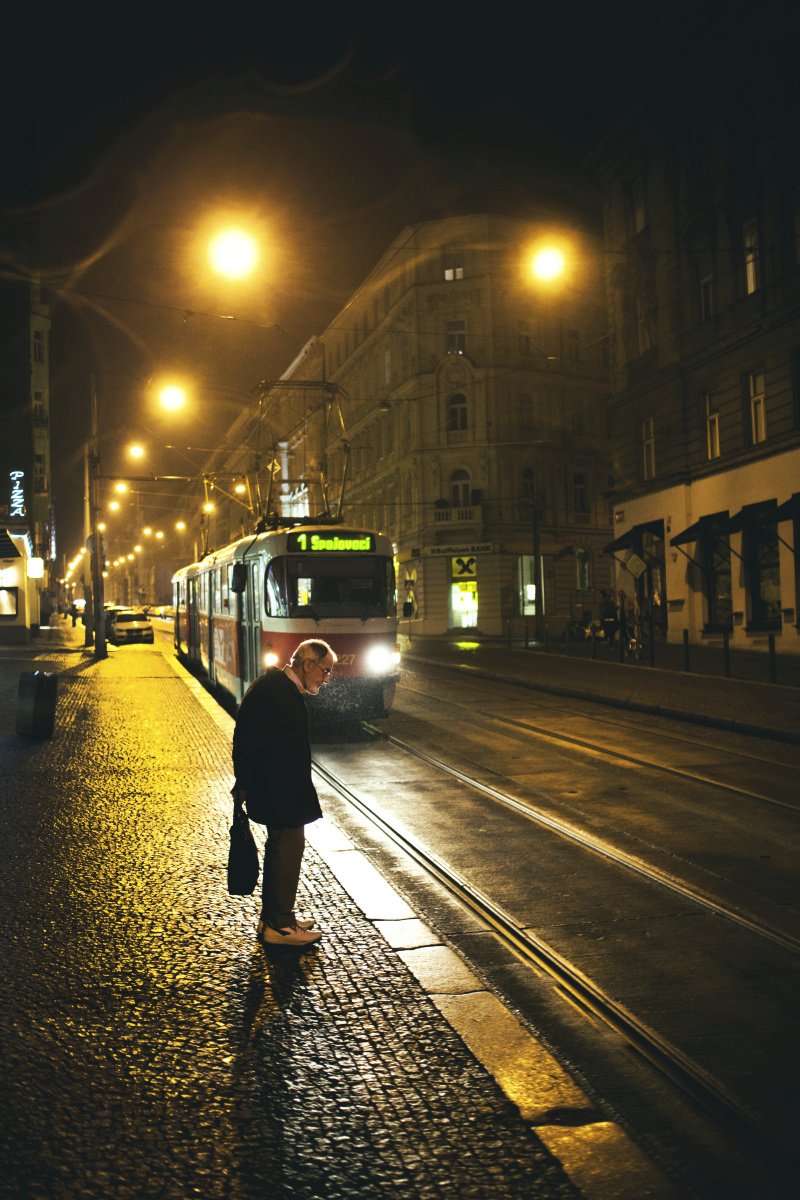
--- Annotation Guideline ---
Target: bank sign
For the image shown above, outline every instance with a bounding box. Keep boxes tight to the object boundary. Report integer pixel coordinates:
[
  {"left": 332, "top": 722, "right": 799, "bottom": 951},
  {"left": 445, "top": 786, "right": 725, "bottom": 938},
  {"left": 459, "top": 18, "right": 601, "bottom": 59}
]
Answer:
[{"left": 9, "top": 471, "right": 26, "bottom": 518}]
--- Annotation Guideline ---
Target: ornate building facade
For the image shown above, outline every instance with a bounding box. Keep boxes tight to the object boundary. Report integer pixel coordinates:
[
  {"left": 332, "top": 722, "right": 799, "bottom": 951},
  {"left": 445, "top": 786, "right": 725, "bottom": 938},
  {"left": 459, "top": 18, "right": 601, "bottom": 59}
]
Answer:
[{"left": 209, "top": 213, "right": 613, "bottom": 636}]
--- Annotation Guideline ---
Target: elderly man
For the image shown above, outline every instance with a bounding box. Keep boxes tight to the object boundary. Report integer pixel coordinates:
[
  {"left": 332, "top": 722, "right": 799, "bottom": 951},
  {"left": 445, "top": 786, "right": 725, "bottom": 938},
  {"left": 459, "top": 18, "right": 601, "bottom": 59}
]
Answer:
[{"left": 232, "top": 638, "right": 337, "bottom": 947}]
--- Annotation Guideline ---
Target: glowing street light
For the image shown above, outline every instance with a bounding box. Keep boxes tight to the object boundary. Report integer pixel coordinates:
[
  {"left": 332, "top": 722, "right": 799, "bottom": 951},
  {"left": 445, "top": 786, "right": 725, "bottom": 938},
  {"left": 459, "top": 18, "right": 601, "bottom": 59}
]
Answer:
[
  {"left": 159, "top": 385, "right": 187, "bottom": 413},
  {"left": 128, "top": 443, "right": 145, "bottom": 460},
  {"left": 531, "top": 246, "right": 566, "bottom": 282},
  {"left": 208, "top": 228, "right": 259, "bottom": 279}
]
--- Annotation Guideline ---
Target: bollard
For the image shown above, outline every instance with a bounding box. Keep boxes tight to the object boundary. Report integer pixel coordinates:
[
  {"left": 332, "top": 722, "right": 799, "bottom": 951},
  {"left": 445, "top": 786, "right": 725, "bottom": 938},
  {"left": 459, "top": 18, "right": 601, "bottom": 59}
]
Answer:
[
  {"left": 591, "top": 627, "right": 597, "bottom": 659},
  {"left": 507, "top": 619, "right": 512, "bottom": 647},
  {"left": 683, "top": 628, "right": 691, "bottom": 673},
  {"left": 648, "top": 608, "right": 656, "bottom": 667},
  {"left": 768, "top": 633, "right": 777, "bottom": 684},
  {"left": 524, "top": 621, "right": 529, "bottom": 649},
  {"left": 565, "top": 622, "right": 572, "bottom": 655},
  {"left": 722, "top": 630, "right": 731, "bottom": 678},
  {"left": 16, "top": 671, "right": 58, "bottom": 738}
]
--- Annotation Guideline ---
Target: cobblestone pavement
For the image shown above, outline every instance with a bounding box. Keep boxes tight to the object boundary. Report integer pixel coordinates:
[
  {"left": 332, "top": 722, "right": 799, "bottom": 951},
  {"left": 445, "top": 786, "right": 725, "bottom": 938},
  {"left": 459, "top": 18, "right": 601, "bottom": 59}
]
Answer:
[{"left": 0, "top": 626, "right": 582, "bottom": 1200}]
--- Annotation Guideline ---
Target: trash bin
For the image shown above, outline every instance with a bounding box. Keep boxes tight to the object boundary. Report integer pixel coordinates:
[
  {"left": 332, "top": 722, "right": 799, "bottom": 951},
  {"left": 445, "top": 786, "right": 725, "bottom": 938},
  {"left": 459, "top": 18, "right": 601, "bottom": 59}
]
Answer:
[{"left": 16, "top": 671, "right": 58, "bottom": 738}]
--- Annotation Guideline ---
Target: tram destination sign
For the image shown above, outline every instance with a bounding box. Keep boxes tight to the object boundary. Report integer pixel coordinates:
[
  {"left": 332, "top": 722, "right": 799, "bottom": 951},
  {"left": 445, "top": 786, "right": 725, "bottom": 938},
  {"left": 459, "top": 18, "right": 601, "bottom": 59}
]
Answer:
[{"left": 287, "top": 531, "right": 375, "bottom": 553}]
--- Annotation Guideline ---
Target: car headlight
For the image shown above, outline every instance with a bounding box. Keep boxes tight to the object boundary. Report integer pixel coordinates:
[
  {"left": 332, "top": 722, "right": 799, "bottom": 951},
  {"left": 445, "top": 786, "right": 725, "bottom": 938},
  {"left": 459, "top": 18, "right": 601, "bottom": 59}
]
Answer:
[{"left": 364, "top": 644, "right": 401, "bottom": 675}]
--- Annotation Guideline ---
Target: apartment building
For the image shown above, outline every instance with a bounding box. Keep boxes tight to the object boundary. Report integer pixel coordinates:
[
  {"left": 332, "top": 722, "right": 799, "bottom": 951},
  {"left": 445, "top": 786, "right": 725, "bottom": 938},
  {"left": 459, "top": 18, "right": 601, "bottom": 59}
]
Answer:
[
  {"left": 591, "top": 69, "right": 800, "bottom": 655},
  {"left": 209, "top": 213, "right": 613, "bottom": 636},
  {"left": 0, "top": 274, "right": 55, "bottom": 640}
]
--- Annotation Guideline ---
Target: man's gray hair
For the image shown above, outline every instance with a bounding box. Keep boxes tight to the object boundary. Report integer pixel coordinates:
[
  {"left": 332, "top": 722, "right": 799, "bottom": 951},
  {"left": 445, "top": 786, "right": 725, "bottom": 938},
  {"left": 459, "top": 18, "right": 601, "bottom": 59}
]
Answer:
[{"left": 290, "top": 639, "right": 337, "bottom": 668}]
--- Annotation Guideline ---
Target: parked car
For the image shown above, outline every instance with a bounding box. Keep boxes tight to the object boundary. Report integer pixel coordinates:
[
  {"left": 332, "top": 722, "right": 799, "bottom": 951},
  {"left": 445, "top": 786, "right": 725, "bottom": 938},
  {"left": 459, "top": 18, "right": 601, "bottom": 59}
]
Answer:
[{"left": 107, "top": 609, "right": 155, "bottom": 645}]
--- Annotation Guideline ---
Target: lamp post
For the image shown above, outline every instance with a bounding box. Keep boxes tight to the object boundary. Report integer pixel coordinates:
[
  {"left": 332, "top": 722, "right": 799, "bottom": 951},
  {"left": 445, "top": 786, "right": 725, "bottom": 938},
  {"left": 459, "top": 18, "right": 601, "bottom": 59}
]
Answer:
[{"left": 83, "top": 376, "right": 107, "bottom": 659}]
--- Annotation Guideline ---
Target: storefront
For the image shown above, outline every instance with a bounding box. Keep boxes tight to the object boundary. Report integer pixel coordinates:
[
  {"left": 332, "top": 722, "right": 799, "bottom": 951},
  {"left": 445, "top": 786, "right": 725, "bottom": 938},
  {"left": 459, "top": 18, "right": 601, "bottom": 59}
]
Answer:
[{"left": 0, "top": 526, "right": 43, "bottom": 643}]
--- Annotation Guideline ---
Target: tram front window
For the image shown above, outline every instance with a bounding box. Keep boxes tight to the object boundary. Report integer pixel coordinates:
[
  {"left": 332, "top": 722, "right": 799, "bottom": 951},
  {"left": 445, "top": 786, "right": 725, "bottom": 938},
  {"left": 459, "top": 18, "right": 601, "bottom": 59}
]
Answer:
[{"left": 266, "top": 556, "right": 394, "bottom": 618}]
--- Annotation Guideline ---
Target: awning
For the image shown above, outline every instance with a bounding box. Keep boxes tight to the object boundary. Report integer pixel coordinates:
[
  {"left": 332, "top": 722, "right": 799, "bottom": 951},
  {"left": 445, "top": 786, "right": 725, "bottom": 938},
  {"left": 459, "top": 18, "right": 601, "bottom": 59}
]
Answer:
[
  {"left": 670, "top": 511, "right": 729, "bottom": 547},
  {"left": 0, "top": 529, "right": 22, "bottom": 558},
  {"left": 604, "top": 518, "right": 664, "bottom": 554},
  {"left": 727, "top": 499, "right": 776, "bottom": 535},
  {"left": 776, "top": 493, "right": 800, "bottom": 522}
]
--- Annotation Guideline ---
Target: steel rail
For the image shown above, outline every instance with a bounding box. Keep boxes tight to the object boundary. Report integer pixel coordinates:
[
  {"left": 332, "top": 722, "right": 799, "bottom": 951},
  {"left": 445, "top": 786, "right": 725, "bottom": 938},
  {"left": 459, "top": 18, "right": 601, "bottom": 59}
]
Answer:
[
  {"left": 362, "top": 725, "right": 800, "bottom": 957},
  {"left": 312, "top": 756, "right": 795, "bottom": 1173},
  {"left": 397, "top": 678, "right": 800, "bottom": 814}
]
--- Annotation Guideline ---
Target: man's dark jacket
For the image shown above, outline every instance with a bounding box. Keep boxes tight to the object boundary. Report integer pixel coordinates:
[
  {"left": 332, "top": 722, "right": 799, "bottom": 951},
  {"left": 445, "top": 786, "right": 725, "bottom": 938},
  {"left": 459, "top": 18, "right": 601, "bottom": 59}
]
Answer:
[{"left": 232, "top": 668, "right": 322, "bottom": 828}]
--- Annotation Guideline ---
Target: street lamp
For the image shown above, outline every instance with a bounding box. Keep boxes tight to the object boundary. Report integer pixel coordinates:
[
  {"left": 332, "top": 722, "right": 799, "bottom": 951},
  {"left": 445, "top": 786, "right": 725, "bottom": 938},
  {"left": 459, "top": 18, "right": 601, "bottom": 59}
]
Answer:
[{"left": 208, "top": 228, "right": 259, "bottom": 280}]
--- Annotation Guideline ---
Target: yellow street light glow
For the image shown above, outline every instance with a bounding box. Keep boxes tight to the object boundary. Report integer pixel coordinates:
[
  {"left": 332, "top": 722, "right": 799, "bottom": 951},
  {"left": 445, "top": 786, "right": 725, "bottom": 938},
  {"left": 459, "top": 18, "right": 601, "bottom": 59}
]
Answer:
[
  {"left": 108, "top": 500, "right": 121, "bottom": 512},
  {"left": 155, "top": 531, "right": 164, "bottom": 540},
  {"left": 134, "top": 544, "right": 142, "bottom": 552},
  {"left": 143, "top": 527, "right": 152, "bottom": 536},
  {"left": 234, "top": 482, "right": 246, "bottom": 494},
  {"left": 114, "top": 481, "right": 128, "bottom": 494},
  {"left": 531, "top": 247, "right": 566, "bottom": 281},
  {"left": 175, "top": 520, "right": 186, "bottom": 531},
  {"left": 203, "top": 502, "right": 214, "bottom": 513},
  {"left": 127, "top": 554, "right": 134, "bottom": 561},
  {"left": 159, "top": 385, "right": 186, "bottom": 412},
  {"left": 209, "top": 228, "right": 259, "bottom": 279},
  {"left": 98, "top": 522, "right": 107, "bottom": 532},
  {"left": 128, "top": 443, "right": 145, "bottom": 459}
]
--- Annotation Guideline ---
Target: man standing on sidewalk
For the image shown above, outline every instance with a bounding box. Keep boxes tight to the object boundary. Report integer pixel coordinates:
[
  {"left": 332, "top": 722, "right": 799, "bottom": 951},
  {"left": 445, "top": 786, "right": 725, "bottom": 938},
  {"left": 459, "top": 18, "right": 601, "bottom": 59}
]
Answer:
[{"left": 232, "top": 639, "right": 337, "bottom": 947}]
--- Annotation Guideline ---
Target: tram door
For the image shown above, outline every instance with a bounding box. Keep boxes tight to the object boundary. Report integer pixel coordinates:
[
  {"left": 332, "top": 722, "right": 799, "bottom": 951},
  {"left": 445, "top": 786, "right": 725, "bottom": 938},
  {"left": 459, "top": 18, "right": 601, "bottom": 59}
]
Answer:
[{"left": 241, "top": 561, "right": 262, "bottom": 687}]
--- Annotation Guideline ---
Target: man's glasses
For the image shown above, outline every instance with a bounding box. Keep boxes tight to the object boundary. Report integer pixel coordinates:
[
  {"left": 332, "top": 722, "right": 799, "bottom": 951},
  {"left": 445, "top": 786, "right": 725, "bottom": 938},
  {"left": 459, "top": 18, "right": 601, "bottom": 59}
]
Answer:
[{"left": 309, "top": 660, "right": 333, "bottom": 678}]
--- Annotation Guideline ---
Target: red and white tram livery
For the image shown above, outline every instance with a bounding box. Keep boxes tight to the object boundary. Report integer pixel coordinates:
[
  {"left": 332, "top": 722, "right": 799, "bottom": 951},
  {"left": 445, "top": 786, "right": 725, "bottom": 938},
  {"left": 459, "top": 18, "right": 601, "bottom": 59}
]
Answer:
[{"left": 172, "top": 523, "right": 400, "bottom": 719}]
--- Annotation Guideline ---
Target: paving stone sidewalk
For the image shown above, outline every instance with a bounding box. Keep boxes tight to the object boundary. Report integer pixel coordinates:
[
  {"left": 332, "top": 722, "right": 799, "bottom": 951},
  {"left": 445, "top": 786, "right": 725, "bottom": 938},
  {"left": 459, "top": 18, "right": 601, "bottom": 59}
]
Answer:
[{"left": 0, "top": 626, "right": 581, "bottom": 1200}]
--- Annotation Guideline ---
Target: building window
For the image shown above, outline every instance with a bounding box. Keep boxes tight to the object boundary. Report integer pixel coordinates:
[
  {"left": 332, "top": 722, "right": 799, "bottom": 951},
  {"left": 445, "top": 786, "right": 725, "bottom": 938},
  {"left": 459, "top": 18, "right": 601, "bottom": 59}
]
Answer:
[
  {"left": 700, "top": 525, "right": 732, "bottom": 631},
  {"left": 743, "top": 218, "right": 760, "bottom": 295},
  {"left": 447, "top": 393, "right": 468, "bottom": 432},
  {"left": 746, "top": 370, "right": 766, "bottom": 444},
  {"left": 567, "top": 328, "right": 580, "bottom": 362},
  {"left": 630, "top": 175, "right": 646, "bottom": 233},
  {"left": 742, "top": 505, "right": 781, "bottom": 630},
  {"left": 636, "top": 295, "right": 652, "bottom": 355},
  {"left": 33, "top": 330, "right": 45, "bottom": 363},
  {"left": 698, "top": 249, "right": 715, "bottom": 320},
  {"left": 642, "top": 417, "right": 656, "bottom": 479},
  {"left": 576, "top": 548, "right": 592, "bottom": 592},
  {"left": 450, "top": 469, "right": 471, "bottom": 507},
  {"left": 572, "top": 471, "right": 590, "bottom": 514},
  {"left": 443, "top": 257, "right": 464, "bottom": 281},
  {"left": 446, "top": 320, "right": 466, "bottom": 355},
  {"left": 705, "top": 393, "right": 720, "bottom": 460}
]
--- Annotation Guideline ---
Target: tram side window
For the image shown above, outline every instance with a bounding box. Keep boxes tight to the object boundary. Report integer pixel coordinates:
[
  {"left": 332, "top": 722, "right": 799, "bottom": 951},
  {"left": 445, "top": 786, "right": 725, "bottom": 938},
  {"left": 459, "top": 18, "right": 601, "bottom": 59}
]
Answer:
[{"left": 265, "top": 560, "right": 288, "bottom": 617}]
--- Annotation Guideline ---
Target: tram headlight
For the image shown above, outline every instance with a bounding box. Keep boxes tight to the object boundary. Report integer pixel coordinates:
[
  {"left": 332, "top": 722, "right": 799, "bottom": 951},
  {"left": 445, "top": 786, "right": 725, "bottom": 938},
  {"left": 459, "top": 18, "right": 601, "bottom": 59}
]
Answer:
[
  {"left": 264, "top": 650, "right": 279, "bottom": 668},
  {"left": 364, "top": 644, "right": 401, "bottom": 675}
]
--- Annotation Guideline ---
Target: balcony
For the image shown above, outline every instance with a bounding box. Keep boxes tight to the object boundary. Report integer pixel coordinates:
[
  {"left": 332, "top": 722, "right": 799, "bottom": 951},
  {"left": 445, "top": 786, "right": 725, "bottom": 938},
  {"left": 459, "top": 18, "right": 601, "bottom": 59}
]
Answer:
[{"left": 433, "top": 505, "right": 482, "bottom": 525}]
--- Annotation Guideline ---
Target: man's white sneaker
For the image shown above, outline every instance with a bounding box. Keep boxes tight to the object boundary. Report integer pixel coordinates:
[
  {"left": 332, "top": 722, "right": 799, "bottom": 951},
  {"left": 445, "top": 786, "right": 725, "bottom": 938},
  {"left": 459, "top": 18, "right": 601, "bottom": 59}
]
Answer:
[{"left": 262, "top": 925, "right": 322, "bottom": 947}]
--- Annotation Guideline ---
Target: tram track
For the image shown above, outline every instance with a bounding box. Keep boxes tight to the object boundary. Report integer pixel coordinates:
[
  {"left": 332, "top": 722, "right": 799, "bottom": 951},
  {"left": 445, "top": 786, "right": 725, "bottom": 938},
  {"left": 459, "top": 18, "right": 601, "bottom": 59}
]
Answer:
[
  {"left": 359, "top": 725, "right": 800, "bottom": 956},
  {"left": 312, "top": 752, "right": 796, "bottom": 1175},
  {"left": 397, "top": 677, "right": 800, "bottom": 814}
]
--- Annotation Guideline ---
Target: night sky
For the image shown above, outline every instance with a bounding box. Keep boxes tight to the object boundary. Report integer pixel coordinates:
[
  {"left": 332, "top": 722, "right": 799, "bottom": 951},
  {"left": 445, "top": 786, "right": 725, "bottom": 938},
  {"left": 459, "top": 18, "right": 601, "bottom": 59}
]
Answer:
[{"left": 0, "top": 2, "right": 780, "bottom": 557}]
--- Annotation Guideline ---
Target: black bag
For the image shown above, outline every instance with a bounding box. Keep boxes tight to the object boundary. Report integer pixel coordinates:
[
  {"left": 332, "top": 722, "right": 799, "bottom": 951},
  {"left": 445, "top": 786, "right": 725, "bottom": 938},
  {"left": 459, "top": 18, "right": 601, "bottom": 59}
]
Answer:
[{"left": 227, "top": 800, "right": 259, "bottom": 895}]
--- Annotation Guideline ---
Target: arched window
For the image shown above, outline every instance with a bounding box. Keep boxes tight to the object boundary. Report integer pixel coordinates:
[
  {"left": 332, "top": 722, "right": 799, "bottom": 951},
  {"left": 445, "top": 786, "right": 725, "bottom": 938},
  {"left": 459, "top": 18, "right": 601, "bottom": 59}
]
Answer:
[
  {"left": 450, "top": 469, "right": 471, "bottom": 507},
  {"left": 447, "top": 393, "right": 468, "bottom": 431}
]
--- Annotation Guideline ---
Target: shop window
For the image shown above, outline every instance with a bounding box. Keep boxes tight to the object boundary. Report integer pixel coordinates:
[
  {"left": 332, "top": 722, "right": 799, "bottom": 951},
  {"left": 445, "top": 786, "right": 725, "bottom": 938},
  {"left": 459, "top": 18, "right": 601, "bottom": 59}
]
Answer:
[
  {"left": 743, "top": 507, "right": 781, "bottom": 630},
  {"left": 701, "top": 528, "right": 732, "bottom": 631}
]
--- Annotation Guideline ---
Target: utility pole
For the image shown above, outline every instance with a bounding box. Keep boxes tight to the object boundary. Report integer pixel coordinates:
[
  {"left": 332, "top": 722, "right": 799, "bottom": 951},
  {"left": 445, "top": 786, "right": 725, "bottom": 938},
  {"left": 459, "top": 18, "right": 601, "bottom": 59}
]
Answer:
[{"left": 87, "top": 375, "right": 106, "bottom": 659}]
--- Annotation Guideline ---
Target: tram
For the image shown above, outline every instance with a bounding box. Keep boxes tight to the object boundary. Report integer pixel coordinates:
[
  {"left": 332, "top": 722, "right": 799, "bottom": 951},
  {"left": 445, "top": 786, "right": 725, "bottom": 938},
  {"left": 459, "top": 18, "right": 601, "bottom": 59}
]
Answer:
[{"left": 171, "top": 520, "right": 400, "bottom": 719}]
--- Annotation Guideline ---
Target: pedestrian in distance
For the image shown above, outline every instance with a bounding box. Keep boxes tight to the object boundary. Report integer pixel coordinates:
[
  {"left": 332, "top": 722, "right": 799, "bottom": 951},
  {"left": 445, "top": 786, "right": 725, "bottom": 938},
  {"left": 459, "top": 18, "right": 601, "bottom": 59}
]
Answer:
[
  {"left": 599, "top": 589, "right": 617, "bottom": 647},
  {"left": 232, "top": 639, "right": 337, "bottom": 948}
]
